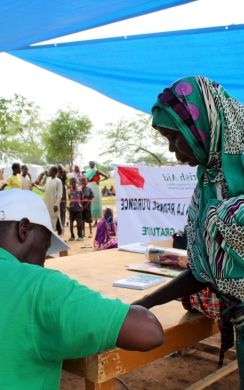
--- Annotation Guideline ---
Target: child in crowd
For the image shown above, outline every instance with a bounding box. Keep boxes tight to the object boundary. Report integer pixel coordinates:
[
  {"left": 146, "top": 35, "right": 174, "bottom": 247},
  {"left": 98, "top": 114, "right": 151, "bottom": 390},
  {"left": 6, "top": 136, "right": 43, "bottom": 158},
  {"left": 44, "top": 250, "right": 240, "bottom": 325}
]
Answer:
[
  {"left": 80, "top": 176, "right": 94, "bottom": 238},
  {"left": 68, "top": 177, "right": 83, "bottom": 241}
]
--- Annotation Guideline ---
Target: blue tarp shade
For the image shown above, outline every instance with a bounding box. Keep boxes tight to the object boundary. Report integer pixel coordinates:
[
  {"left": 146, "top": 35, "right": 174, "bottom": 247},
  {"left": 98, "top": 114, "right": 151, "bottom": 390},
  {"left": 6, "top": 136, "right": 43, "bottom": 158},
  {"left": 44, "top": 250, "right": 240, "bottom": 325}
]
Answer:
[
  {"left": 0, "top": 0, "right": 194, "bottom": 51},
  {"left": 9, "top": 24, "right": 244, "bottom": 113}
]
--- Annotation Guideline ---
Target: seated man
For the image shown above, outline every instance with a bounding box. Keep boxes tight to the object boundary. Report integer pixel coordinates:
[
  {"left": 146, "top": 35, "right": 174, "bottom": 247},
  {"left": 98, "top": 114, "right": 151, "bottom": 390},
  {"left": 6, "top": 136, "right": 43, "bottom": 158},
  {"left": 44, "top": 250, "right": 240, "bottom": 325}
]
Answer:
[{"left": 0, "top": 189, "right": 164, "bottom": 389}]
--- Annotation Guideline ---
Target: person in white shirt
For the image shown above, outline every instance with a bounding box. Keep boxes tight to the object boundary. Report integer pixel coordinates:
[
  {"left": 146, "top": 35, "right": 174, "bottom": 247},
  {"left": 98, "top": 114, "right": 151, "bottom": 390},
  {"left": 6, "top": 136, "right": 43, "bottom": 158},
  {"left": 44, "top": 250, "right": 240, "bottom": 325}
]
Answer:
[
  {"left": 44, "top": 167, "right": 63, "bottom": 232},
  {"left": 20, "top": 165, "right": 32, "bottom": 190}
]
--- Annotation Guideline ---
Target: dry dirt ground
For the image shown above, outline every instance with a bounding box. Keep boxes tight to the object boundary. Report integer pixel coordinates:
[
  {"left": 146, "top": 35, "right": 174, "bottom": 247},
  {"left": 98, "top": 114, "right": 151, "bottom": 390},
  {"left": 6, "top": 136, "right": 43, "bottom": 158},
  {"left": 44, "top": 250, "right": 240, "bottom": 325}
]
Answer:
[{"left": 58, "top": 223, "right": 239, "bottom": 390}]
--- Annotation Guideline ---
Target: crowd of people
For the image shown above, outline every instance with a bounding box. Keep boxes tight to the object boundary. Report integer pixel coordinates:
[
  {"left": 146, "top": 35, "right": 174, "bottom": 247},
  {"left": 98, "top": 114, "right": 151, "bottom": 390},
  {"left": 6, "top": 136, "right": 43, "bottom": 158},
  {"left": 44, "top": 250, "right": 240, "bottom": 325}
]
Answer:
[{"left": 0, "top": 161, "right": 118, "bottom": 249}]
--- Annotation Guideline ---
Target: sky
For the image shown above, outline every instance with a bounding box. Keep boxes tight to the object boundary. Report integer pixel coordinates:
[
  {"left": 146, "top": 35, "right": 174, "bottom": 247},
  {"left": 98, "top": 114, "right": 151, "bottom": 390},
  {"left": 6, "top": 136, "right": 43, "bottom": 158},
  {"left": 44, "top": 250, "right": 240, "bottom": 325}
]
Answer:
[{"left": 0, "top": 0, "right": 243, "bottom": 165}]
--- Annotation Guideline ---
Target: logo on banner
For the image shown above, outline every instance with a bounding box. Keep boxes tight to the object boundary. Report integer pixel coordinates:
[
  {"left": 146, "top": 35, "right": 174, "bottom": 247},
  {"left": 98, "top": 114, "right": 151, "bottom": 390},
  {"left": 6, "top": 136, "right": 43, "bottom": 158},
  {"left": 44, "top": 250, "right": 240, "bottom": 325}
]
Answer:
[{"left": 117, "top": 166, "right": 144, "bottom": 189}]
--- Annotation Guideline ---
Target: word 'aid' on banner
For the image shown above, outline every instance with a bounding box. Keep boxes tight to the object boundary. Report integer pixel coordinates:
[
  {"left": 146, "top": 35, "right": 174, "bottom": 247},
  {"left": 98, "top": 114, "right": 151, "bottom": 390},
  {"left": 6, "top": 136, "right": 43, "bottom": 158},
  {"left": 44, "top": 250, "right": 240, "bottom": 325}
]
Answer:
[{"left": 115, "top": 165, "right": 197, "bottom": 246}]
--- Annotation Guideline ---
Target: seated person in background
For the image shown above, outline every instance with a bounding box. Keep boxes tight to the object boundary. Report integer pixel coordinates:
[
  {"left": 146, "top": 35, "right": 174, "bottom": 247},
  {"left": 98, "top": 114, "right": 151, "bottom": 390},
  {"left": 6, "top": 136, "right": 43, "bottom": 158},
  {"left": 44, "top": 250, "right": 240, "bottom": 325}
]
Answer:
[
  {"left": 68, "top": 177, "right": 83, "bottom": 241},
  {"left": 94, "top": 207, "right": 118, "bottom": 250},
  {"left": 101, "top": 185, "right": 109, "bottom": 197},
  {"left": 0, "top": 189, "right": 164, "bottom": 389},
  {"left": 1, "top": 162, "right": 22, "bottom": 190},
  {"left": 108, "top": 185, "right": 116, "bottom": 196}
]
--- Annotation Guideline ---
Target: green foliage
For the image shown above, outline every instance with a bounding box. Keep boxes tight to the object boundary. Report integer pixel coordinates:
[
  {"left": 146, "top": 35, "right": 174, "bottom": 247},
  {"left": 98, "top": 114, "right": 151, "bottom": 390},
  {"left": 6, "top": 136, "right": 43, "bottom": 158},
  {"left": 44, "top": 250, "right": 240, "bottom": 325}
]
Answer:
[
  {"left": 100, "top": 113, "right": 169, "bottom": 166},
  {"left": 101, "top": 177, "right": 115, "bottom": 188},
  {"left": 0, "top": 94, "right": 45, "bottom": 164},
  {"left": 96, "top": 161, "right": 114, "bottom": 176},
  {"left": 43, "top": 109, "right": 92, "bottom": 168}
]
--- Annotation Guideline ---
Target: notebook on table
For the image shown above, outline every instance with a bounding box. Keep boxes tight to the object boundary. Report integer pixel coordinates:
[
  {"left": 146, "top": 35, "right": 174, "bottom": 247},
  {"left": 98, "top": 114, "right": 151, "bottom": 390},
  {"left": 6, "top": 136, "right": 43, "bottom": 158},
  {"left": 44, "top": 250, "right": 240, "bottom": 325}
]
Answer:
[
  {"left": 113, "top": 273, "right": 165, "bottom": 290},
  {"left": 118, "top": 242, "right": 148, "bottom": 254}
]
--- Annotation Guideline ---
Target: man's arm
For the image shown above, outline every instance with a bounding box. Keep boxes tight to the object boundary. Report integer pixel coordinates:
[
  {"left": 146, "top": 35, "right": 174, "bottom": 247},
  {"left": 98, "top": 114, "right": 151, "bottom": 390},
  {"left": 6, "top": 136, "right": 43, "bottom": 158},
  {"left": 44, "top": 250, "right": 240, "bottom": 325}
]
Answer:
[
  {"left": 37, "top": 272, "right": 164, "bottom": 359},
  {"left": 133, "top": 269, "right": 207, "bottom": 309},
  {"left": 35, "top": 172, "right": 45, "bottom": 185},
  {"left": 0, "top": 183, "right": 7, "bottom": 190},
  {"left": 1, "top": 176, "right": 12, "bottom": 190},
  {"left": 116, "top": 305, "right": 164, "bottom": 351}
]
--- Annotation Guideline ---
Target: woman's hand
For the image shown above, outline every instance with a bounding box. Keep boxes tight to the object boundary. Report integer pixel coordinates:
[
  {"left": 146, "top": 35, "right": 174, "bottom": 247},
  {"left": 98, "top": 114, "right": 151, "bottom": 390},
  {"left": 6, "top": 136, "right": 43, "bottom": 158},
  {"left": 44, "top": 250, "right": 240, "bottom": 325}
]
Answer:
[
  {"left": 131, "top": 269, "right": 207, "bottom": 310},
  {"left": 132, "top": 295, "right": 152, "bottom": 309}
]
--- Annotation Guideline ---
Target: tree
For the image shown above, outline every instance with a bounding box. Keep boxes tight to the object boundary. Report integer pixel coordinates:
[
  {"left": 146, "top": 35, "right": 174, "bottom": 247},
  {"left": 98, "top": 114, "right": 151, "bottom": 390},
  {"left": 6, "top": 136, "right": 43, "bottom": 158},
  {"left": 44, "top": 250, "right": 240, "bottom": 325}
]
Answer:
[
  {"left": 0, "top": 94, "right": 45, "bottom": 164},
  {"left": 43, "top": 109, "right": 92, "bottom": 169},
  {"left": 100, "top": 113, "right": 170, "bottom": 166}
]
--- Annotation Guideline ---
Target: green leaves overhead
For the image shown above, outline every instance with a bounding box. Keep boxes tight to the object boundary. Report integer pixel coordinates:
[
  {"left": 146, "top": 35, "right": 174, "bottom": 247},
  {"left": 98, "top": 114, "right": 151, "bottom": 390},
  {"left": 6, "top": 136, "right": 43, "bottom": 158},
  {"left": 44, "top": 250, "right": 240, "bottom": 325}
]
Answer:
[{"left": 42, "top": 109, "right": 92, "bottom": 168}]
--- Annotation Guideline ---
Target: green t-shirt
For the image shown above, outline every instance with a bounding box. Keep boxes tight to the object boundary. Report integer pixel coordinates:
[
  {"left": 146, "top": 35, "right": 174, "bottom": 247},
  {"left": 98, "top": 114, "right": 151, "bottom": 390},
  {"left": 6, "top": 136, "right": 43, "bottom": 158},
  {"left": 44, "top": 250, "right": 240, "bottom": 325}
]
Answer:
[{"left": 0, "top": 248, "right": 130, "bottom": 389}]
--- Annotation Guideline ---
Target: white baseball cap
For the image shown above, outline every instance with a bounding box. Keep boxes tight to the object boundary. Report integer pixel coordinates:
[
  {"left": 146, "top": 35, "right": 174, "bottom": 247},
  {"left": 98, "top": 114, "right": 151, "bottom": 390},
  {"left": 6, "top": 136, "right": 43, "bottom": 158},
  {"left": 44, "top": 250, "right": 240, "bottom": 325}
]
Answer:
[{"left": 0, "top": 189, "right": 69, "bottom": 255}]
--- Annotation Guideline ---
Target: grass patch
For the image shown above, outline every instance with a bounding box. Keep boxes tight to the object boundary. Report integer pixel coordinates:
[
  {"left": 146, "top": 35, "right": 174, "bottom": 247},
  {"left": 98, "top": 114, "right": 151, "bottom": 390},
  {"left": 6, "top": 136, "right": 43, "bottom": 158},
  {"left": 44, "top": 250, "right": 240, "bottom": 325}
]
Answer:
[
  {"left": 102, "top": 197, "right": 116, "bottom": 207},
  {"left": 33, "top": 186, "right": 44, "bottom": 199},
  {"left": 100, "top": 178, "right": 115, "bottom": 188}
]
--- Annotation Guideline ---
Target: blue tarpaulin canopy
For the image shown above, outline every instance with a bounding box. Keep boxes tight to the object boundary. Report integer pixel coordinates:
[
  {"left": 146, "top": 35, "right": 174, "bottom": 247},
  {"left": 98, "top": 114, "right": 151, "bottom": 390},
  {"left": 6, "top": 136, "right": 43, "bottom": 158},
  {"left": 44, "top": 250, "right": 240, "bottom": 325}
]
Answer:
[
  {"left": 0, "top": 0, "right": 193, "bottom": 51},
  {"left": 9, "top": 24, "right": 244, "bottom": 113}
]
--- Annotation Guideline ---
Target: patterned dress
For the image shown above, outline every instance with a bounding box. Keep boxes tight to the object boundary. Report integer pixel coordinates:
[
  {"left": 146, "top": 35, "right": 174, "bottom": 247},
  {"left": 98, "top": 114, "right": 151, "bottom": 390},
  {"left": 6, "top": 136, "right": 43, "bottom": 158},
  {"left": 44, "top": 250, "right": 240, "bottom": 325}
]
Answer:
[{"left": 152, "top": 76, "right": 244, "bottom": 384}]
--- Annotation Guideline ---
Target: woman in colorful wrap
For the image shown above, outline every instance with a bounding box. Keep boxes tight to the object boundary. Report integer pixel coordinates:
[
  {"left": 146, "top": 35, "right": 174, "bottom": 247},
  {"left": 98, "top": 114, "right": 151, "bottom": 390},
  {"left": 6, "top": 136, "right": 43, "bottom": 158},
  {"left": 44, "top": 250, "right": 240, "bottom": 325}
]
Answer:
[
  {"left": 86, "top": 161, "right": 108, "bottom": 227},
  {"left": 134, "top": 76, "right": 244, "bottom": 386},
  {"left": 94, "top": 207, "right": 118, "bottom": 250}
]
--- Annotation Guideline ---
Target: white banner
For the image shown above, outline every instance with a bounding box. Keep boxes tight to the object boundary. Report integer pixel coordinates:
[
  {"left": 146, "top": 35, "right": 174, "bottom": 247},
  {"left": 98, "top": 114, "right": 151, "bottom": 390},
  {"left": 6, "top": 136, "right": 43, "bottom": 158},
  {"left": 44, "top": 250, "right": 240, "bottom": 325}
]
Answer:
[{"left": 115, "top": 165, "right": 197, "bottom": 245}]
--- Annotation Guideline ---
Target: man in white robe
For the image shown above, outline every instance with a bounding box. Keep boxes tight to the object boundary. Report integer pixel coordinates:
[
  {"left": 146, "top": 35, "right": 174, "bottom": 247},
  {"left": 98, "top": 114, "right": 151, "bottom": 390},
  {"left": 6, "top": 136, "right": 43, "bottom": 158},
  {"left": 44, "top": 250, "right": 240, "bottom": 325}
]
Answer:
[{"left": 44, "top": 167, "right": 63, "bottom": 232}]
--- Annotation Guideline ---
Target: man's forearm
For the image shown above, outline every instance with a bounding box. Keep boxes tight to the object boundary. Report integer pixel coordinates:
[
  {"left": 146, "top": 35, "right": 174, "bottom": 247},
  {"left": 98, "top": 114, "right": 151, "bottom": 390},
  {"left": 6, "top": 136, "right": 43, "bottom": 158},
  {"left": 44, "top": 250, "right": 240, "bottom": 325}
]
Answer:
[{"left": 134, "top": 269, "right": 206, "bottom": 309}]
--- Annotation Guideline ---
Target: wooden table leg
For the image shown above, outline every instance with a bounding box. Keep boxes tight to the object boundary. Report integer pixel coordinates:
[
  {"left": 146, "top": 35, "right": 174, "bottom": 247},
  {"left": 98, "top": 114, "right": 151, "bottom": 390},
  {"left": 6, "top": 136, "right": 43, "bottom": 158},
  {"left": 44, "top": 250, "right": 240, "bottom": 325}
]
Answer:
[{"left": 85, "top": 379, "right": 115, "bottom": 390}]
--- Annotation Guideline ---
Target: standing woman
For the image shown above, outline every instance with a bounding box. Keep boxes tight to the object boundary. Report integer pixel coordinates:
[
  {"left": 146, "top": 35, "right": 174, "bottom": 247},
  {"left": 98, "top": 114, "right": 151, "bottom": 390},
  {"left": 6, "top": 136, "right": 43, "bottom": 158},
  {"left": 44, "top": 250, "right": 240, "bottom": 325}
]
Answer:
[
  {"left": 85, "top": 161, "right": 108, "bottom": 227},
  {"left": 135, "top": 76, "right": 244, "bottom": 386},
  {"left": 57, "top": 164, "right": 67, "bottom": 233}
]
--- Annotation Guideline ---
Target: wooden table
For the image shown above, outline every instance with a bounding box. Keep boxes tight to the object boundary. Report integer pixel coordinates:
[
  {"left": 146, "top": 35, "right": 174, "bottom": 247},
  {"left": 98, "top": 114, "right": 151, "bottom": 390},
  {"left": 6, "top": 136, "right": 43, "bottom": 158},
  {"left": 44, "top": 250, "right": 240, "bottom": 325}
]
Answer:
[{"left": 46, "top": 247, "right": 218, "bottom": 390}]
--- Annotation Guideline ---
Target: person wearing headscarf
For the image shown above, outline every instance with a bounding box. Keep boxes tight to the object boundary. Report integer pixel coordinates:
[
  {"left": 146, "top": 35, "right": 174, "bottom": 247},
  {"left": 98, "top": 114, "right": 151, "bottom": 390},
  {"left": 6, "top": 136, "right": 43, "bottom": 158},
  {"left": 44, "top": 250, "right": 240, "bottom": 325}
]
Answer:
[
  {"left": 94, "top": 208, "right": 118, "bottom": 250},
  {"left": 85, "top": 161, "right": 108, "bottom": 227},
  {"left": 134, "top": 76, "right": 244, "bottom": 386}
]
